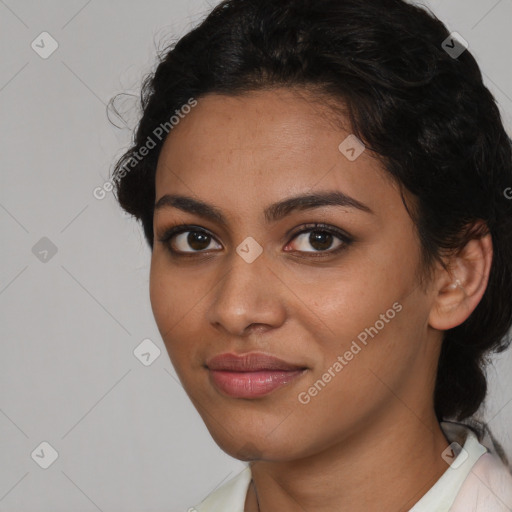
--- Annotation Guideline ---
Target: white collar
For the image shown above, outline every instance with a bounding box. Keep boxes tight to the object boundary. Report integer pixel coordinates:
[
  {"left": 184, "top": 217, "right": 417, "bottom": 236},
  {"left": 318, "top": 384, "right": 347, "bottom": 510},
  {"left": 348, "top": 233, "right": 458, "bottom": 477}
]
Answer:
[
  {"left": 191, "top": 421, "right": 488, "bottom": 511},
  {"left": 409, "top": 421, "right": 487, "bottom": 511},
  {"left": 193, "top": 465, "right": 251, "bottom": 512}
]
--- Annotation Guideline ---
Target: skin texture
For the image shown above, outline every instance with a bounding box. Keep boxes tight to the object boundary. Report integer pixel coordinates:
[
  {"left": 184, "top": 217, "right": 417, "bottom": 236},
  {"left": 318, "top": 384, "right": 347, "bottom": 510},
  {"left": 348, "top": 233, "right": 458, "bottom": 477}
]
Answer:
[{"left": 149, "top": 88, "right": 493, "bottom": 511}]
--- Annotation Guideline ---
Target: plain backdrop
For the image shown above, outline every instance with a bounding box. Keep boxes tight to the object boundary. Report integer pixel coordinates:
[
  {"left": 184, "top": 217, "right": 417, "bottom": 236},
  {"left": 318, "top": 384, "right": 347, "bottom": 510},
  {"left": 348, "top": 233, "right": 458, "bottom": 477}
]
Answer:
[{"left": 0, "top": 0, "right": 511, "bottom": 511}]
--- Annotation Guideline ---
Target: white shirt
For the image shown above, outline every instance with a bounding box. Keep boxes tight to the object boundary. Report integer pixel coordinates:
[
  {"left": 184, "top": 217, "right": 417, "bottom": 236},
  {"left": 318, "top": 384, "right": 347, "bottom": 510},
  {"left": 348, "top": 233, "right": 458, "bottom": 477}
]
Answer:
[{"left": 189, "top": 422, "right": 512, "bottom": 511}]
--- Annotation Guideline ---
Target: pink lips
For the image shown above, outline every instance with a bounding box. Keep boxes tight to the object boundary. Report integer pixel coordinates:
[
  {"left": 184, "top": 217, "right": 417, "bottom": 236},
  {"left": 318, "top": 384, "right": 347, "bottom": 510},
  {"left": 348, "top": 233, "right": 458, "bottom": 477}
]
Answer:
[{"left": 206, "top": 352, "right": 307, "bottom": 398}]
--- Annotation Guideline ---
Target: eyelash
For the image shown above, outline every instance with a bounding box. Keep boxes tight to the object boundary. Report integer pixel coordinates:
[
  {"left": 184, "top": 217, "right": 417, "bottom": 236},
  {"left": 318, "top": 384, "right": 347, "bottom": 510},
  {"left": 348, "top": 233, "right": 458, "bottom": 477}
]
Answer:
[{"left": 157, "top": 222, "right": 353, "bottom": 259}]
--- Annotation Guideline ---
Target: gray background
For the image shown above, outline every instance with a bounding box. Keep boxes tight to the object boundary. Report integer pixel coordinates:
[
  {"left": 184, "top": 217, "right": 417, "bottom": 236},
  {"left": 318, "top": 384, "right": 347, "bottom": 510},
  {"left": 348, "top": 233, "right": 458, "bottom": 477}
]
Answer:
[{"left": 0, "top": 0, "right": 511, "bottom": 511}]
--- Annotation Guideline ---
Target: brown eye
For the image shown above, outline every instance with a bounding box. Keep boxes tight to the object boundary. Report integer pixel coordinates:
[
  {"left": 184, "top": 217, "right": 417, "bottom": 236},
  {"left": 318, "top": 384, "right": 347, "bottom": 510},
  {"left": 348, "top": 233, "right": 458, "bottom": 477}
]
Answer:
[
  {"left": 157, "top": 224, "right": 223, "bottom": 255},
  {"left": 158, "top": 222, "right": 353, "bottom": 258},
  {"left": 169, "top": 230, "right": 222, "bottom": 253},
  {"left": 289, "top": 229, "right": 346, "bottom": 253}
]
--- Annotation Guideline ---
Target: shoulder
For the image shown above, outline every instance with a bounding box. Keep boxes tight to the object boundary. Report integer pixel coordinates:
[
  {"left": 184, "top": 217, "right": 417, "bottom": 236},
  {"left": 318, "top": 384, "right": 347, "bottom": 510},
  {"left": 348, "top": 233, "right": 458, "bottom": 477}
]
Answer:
[{"left": 450, "top": 452, "right": 512, "bottom": 511}]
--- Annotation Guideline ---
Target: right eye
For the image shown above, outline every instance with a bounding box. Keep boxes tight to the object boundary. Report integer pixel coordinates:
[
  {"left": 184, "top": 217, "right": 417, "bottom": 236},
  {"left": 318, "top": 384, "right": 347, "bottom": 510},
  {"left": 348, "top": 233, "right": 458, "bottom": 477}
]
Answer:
[{"left": 158, "top": 225, "right": 223, "bottom": 256}]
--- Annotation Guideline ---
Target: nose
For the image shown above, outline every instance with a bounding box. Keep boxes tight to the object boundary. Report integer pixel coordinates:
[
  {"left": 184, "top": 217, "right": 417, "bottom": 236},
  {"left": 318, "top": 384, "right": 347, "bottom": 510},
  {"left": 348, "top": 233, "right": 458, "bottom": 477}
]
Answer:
[{"left": 206, "top": 247, "right": 287, "bottom": 337}]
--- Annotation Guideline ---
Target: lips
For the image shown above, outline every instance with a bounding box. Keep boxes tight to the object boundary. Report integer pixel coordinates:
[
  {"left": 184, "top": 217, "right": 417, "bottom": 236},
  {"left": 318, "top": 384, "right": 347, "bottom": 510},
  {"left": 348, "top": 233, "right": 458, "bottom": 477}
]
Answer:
[
  {"left": 205, "top": 352, "right": 307, "bottom": 398},
  {"left": 206, "top": 352, "right": 306, "bottom": 371}
]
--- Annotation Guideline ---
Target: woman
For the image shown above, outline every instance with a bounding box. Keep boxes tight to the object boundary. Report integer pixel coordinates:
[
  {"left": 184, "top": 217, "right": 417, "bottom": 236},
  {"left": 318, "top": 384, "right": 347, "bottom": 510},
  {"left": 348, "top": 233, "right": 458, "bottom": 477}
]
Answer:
[{"left": 111, "top": 0, "right": 512, "bottom": 509}]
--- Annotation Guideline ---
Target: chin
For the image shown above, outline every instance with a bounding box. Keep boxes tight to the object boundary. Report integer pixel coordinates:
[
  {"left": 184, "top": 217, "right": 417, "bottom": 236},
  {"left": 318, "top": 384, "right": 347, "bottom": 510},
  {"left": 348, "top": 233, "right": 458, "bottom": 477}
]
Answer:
[{"left": 202, "top": 421, "right": 308, "bottom": 462}]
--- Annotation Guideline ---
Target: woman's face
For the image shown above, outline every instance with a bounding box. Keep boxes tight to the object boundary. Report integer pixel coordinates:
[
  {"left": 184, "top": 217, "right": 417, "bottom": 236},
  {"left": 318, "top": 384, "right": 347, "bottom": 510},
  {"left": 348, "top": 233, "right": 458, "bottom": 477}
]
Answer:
[{"left": 150, "top": 88, "right": 442, "bottom": 461}]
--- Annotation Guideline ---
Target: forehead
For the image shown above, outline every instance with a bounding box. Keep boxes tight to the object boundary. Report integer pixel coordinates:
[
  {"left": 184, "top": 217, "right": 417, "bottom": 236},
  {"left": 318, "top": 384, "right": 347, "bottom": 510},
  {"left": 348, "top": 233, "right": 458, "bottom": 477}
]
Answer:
[
  {"left": 158, "top": 88, "right": 348, "bottom": 161},
  {"left": 154, "top": 88, "right": 401, "bottom": 222}
]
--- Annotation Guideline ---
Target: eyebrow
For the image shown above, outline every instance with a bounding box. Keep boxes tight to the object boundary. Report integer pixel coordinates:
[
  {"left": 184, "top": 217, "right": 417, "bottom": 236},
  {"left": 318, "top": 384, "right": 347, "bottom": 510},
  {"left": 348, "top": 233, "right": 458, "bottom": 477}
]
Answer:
[{"left": 154, "top": 191, "right": 374, "bottom": 226}]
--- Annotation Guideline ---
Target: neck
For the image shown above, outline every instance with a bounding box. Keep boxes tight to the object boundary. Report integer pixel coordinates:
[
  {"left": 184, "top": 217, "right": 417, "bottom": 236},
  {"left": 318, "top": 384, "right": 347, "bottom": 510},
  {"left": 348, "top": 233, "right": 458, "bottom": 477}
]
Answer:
[{"left": 245, "top": 406, "right": 450, "bottom": 512}]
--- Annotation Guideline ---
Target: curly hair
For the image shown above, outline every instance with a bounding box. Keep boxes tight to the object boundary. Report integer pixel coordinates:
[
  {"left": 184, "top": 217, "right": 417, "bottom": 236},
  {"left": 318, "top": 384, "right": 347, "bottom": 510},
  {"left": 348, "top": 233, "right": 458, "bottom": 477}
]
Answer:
[{"left": 110, "top": 0, "right": 512, "bottom": 425}]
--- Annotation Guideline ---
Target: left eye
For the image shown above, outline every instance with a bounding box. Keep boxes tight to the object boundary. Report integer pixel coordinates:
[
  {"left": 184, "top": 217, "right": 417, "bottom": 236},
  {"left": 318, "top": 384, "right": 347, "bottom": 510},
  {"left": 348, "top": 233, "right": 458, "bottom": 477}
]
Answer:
[{"left": 287, "top": 228, "right": 347, "bottom": 253}]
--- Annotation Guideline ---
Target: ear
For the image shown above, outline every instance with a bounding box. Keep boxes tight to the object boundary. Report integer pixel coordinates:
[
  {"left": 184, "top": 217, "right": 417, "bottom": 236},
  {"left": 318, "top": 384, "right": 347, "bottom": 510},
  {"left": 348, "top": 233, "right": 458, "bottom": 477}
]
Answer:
[{"left": 428, "top": 227, "right": 493, "bottom": 331}]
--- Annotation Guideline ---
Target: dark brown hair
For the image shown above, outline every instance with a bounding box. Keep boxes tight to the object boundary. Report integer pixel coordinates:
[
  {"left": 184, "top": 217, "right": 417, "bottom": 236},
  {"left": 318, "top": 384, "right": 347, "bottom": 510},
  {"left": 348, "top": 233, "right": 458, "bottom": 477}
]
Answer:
[{"left": 110, "top": 0, "right": 512, "bottom": 426}]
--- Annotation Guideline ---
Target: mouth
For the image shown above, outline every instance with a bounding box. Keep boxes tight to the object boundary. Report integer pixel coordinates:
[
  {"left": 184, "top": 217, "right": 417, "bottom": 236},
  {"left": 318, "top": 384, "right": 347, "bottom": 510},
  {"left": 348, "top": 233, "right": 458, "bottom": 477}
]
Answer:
[{"left": 205, "top": 352, "right": 308, "bottom": 398}]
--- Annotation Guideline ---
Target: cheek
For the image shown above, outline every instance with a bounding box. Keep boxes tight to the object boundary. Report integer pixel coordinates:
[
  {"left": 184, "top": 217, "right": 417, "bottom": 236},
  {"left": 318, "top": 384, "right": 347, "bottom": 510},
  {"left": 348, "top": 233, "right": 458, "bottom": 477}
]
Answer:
[
  {"left": 287, "top": 248, "right": 421, "bottom": 381},
  {"left": 149, "top": 257, "right": 170, "bottom": 328},
  {"left": 298, "top": 278, "right": 428, "bottom": 423},
  {"left": 149, "top": 255, "right": 210, "bottom": 371},
  {"left": 149, "top": 257, "right": 190, "bottom": 356},
  {"left": 284, "top": 250, "right": 405, "bottom": 339},
  {"left": 149, "top": 255, "right": 198, "bottom": 327}
]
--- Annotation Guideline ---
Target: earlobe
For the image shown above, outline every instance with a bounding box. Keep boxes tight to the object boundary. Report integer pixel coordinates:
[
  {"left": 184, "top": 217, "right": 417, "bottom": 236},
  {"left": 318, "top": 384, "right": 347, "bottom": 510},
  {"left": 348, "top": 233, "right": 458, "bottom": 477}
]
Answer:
[{"left": 428, "top": 231, "right": 493, "bottom": 331}]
